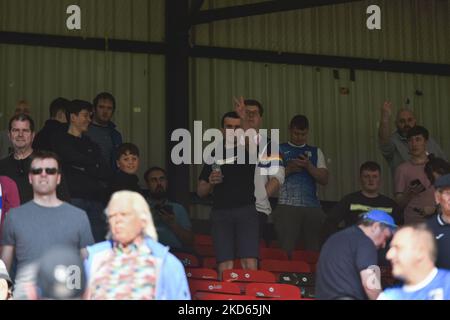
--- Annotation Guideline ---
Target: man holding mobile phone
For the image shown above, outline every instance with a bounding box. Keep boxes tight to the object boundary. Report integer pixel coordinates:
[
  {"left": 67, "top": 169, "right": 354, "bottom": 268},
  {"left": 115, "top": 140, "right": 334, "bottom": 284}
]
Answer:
[
  {"left": 395, "top": 126, "right": 436, "bottom": 224},
  {"left": 274, "top": 115, "right": 329, "bottom": 254},
  {"left": 144, "top": 167, "right": 194, "bottom": 253}
]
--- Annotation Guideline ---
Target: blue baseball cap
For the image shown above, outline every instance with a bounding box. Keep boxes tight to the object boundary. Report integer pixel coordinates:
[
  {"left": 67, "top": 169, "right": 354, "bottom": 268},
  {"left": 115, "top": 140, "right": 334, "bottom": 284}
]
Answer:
[{"left": 362, "top": 209, "right": 397, "bottom": 231}]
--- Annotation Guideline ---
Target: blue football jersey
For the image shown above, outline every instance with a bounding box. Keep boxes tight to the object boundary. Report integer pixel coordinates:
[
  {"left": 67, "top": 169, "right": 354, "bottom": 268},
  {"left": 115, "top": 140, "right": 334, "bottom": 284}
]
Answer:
[{"left": 379, "top": 269, "right": 450, "bottom": 300}]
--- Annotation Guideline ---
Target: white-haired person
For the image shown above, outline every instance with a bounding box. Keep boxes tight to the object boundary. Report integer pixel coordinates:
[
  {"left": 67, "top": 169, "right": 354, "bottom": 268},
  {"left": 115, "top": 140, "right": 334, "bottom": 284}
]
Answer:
[{"left": 84, "top": 191, "right": 190, "bottom": 300}]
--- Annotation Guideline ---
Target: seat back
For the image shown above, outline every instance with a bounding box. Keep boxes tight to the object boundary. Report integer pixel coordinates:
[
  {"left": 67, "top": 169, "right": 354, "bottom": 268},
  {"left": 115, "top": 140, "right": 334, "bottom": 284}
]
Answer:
[
  {"left": 202, "top": 258, "right": 243, "bottom": 269},
  {"left": 246, "top": 283, "right": 302, "bottom": 300},
  {"left": 291, "top": 250, "right": 320, "bottom": 264},
  {"left": 259, "top": 248, "right": 289, "bottom": 260},
  {"left": 222, "top": 269, "right": 276, "bottom": 283},
  {"left": 174, "top": 252, "right": 200, "bottom": 267},
  {"left": 188, "top": 279, "right": 241, "bottom": 296},
  {"left": 185, "top": 267, "right": 218, "bottom": 280},
  {"left": 194, "top": 244, "right": 215, "bottom": 257},
  {"left": 194, "top": 234, "right": 213, "bottom": 246},
  {"left": 260, "top": 259, "right": 311, "bottom": 273},
  {"left": 194, "top": 292, "right": 256, "bottom": 300}
]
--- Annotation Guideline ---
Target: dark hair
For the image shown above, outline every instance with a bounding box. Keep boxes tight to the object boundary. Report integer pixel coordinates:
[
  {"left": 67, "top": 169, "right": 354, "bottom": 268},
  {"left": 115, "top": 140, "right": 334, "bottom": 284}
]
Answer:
[
  {"left": 30, "top": 150, "right": 62, "bottom": 172},
  {"left": 425, "top": 155, "right": 450, "bottom": 184},
  {"left": 244, "top": 99, "right": 263, "bottom": 117},
  {"left": 93, "top": 92, "right": 116, "bottom": 112},
  {"left": 49, "top": 97, "right": 70, "bottom": 118},
  {"left": 407, "top": 125, "right": 429, "bottom": 141},
  {"left": 117, "top": 143, "right": 140, "bottom": 160},
  {"left": 290, "top": 115, "right": 309, "bottom": 130},
  {"left": 221, "top": 111, "right": 240, "bottom": 128},
  {"left": 66, "top": 100, "right": 93, "bottom": 123},
  {"left": 8, "top": 113, "right": 35, "bottom": 132},
  {"left": 144, "top": 166, "right": 166, "bottom": 183},
  {"left": 360, "top": 161, "right": 381, "bottom": 175}
]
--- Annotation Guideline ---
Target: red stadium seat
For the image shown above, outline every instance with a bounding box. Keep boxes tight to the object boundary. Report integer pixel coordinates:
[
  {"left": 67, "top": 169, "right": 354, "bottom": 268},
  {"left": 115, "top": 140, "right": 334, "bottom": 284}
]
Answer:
[
  {"left": 194, "top": 292, "right": 256, "bottom": 300},
  {"left": 259, "top": 248, "right": 289, "bottom": 260},
  {"left": 291, "top": 250, "right": 320, "bottom": 264},
  {"left": 194, "top": 234, "right": 213, "bottom": 246},
  {"left": 188, "top": 279, "right": 241, "bottom": 295},
  {"left": 259, "top": 239, "right": 267, "bottom": 249},
  {"left": 185, "top": 268, "right": 218, "bottom": 280},
  {"left": 194, "top": 244, "right": 215, "bottom": 257},
  {"left": 222, "top": 269, "right": 276, "bottom": 293},
  {"left": 174, "top": 252, "right": 200, "bottom": 267},
  {"left": 246, "top": 283, "right": 302, "bottom": 300},
  {"left": 260, "top": 259, "right": 311, "bottom": 278},
  {"left": 202, "top": 258, "right": 243, "bottom": 270},
  {"left": 222, "top": 269, "right": 276, "bottom": 284}
]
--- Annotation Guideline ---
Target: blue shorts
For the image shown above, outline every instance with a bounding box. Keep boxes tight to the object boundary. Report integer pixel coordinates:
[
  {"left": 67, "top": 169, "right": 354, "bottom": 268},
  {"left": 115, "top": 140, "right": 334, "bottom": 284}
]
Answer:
[{"left": 211, "top": 205, "right": 260, "bottom": 263}]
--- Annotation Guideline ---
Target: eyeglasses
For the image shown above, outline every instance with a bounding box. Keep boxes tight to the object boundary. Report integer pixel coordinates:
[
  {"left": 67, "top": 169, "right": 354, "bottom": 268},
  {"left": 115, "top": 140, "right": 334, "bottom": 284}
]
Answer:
[
  {"left": 245, "top": 110, "right": 260, "bottom": 117},
  {"left": 30, "top": 168, "right": 59, "bottom": 175}
]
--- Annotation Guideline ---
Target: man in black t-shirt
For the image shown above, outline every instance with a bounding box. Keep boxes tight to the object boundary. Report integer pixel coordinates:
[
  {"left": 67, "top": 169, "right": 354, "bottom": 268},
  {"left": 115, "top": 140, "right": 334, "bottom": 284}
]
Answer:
[
  {"left": 323, "top": 161, "right": 400, "bottom": 239},
  {"left": 316, "top": 210, "right": 396, "bottom": 300},
  {"left": 197, "top": 111, "right": 259, "bottom": 278}
]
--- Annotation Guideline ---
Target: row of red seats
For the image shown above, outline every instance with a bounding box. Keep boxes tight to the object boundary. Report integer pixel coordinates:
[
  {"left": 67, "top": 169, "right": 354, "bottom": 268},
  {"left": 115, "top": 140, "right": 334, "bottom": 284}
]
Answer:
[
  {"left": 193, "top": 234, "right": 319, "bottom": 262},
  {"left": 190, "top": 280, "right": 303, "bottom": 300},
  {"left": 185, "top": 267, "right": 316, "bottom": 300},
  {"left": 175, "top": 252, "right": 313, "bottom": 274}
]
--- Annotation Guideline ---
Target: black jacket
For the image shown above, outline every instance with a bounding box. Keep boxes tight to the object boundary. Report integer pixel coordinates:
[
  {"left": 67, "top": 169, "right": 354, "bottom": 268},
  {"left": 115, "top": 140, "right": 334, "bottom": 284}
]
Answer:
[
  {"left": 53, "top": 133, "right": 112, "bottom": 202},
  {"left": 109, "top": 171, "right": 142, "bottom": 198},
  {"left": 33, "top": 120, "right": 68, "bottom": 152}
]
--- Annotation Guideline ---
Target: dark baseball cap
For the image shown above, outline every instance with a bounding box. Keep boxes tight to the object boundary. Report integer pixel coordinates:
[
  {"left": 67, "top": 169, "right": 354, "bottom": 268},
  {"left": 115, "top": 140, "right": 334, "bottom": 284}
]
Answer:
[{"left": 435, "top": 174, "right": 450, "bottom": 189}]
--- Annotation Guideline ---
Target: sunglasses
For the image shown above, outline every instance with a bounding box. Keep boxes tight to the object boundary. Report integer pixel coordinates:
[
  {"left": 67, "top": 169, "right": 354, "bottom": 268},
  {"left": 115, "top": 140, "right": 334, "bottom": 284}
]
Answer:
[{"left": 30, "top": 168, "right": 59, "bottom": 175}]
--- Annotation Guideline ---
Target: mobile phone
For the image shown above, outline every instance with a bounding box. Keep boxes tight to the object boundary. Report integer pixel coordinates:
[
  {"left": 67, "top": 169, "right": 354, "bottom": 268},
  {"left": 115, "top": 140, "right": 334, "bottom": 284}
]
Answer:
[
  {"left": 410, "top": 179, "right": 425, "bottom": 192},
  {"left": 299, "top": 152, "right": 309, "bottom": 159}
]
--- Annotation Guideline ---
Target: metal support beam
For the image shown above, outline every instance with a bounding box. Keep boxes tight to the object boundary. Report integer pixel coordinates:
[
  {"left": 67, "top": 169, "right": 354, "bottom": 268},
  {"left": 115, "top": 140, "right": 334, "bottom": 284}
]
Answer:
[
  {"left": 0, "top": 31, "right": 166, "bottom": 55},
  {"left": 191, "top": 0, "right": 363, "bottom": 25},
  {"left": 2, "top": 32, "right": 448, "bottom": 76},
  {"left": 190, "top": 45, "right": 450, "bottom": 76},
  {"left": 165, "top": 0, "right": 191, "bottom": 208}
]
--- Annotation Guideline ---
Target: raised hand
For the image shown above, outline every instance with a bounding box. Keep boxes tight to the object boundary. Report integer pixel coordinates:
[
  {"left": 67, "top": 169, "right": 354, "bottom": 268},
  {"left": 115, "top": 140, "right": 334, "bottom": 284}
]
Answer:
[
  {"left": 381, "top": 101, "right": 393, "bottom": 120},
  {"left": 208, "top": 170, "right": 223, "bottom": 185},
  {"left": 233, "top": 96, "right": 246, "bottom": 120}
]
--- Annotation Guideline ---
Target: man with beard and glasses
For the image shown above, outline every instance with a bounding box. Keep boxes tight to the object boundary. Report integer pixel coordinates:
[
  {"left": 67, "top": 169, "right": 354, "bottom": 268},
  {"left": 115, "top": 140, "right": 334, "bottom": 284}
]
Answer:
[
  {"left": 378, "top": 101, "right": 446, "bottom": 177},
  {"left": 144, "top": 167, "right": 194, "bottom": 253}
]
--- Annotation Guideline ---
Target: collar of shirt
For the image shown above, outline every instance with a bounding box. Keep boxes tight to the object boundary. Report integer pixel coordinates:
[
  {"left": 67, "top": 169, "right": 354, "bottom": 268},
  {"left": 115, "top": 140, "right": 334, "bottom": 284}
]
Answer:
[
  {"left": 113, "top": 239, "right": 151, "bottom": 255},
  {"left": 287, "top": 141, "right": 306, "bottom": 148},
  {"left": 437, "top": 211, "right": 450, "bottom": 226},
  {"left": 403, "top": 268, "right": 438, "bottom": 293}
]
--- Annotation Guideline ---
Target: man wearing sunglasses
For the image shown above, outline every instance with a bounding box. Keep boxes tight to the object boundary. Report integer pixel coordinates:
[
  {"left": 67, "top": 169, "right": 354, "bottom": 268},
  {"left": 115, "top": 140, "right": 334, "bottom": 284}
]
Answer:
[{"left": 0, "top": 150, "right": 94, "bottom": 299}]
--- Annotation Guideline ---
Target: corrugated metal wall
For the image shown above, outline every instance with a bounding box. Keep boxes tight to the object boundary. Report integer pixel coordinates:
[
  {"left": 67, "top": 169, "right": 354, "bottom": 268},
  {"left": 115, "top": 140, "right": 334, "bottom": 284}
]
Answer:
[
  {"left": 196, "top": 0, "right": 450, "bottom": 64},
  {"left": 0, "top": 0, "right": 165, "bottom": 41},
  {"left": 0, "top": 44, "right": 166, "bottom": 184},
  {"left": 189, "top": 58, "right": 450, "bottom": 205}
]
